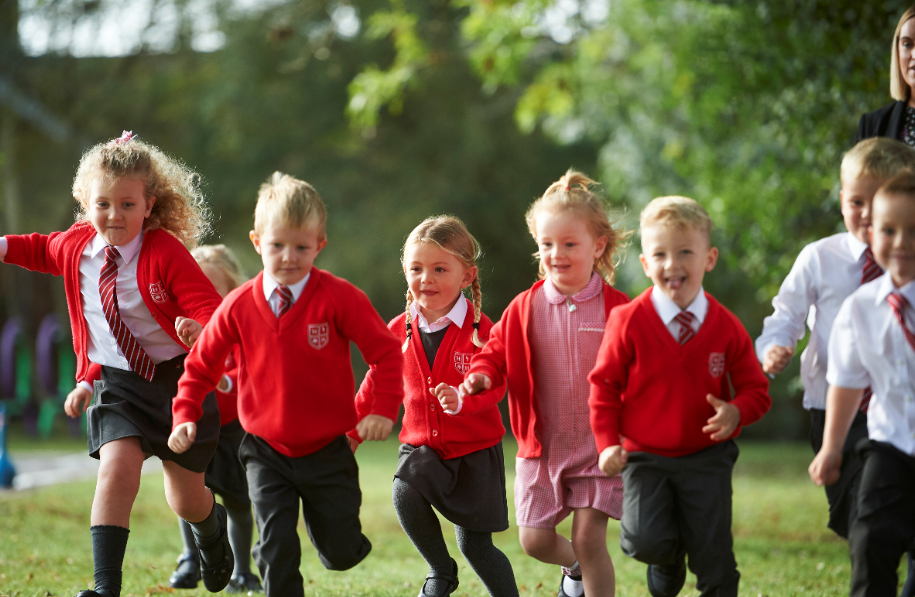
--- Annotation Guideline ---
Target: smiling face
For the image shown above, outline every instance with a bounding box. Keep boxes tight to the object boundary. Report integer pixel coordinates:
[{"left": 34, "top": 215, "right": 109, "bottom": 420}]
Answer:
[
  {"left": 85, "top": 177, "right": 153, "bottom": 247},
  {"left": 841, "top": 174, "right": 882, "bottom": 245},
  {"left": 534, "top": 210, "right": 608, "bottom": 296},
  {"left": 871, "top": 191, "right": 915, "bottom": 288},
  {"left": 900, "top": 18, "right": 915, "bottom": 98},
  {"left": 403, "top": 241, "right": 476, "bottom": 324},
  {"left": 639, "top": 222, "right": 718, "bottom": 309},
  {"left": 249, "top": 221, "right": 327, "bottom": 286}
]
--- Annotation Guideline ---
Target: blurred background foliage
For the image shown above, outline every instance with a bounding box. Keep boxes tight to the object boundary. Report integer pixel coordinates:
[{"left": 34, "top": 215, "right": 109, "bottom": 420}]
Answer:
[{"left": 0, "top": 0, "right": 908, "bottom": 439}]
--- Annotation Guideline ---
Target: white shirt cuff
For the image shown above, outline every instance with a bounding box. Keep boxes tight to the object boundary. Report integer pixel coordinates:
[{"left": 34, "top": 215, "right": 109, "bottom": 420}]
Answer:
[
  {"left": 217, "top": 374, "right": 233, "bottom": 393},
  {"left": 444, "top": 386, "right": 463, "bottom": 415},
  {"left": 77, "top": 380, "right": 93, "bottom": 393},
  {"left": 0, "top": 237, "right": 7, "bottom": 261}
]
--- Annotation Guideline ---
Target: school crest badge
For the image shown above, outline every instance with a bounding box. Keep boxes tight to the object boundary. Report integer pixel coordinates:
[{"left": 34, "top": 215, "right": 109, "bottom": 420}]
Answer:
[
  {"left": 308, "top": 323, "right": 329, "bottom": 350},
  {"left": 149, "top": 282, "right": 169, "bottom": 303},
  {"left": 709, "top": 352, "right": 725, "bottom": 378},
  {"left": 453, "top": 352, "right": 472, "bottom": 375}
]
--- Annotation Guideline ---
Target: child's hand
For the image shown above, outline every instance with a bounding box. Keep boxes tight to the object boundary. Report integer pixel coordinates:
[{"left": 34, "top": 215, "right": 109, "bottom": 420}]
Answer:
[
  {"left": 64, "top": 386, "right": 93, "bottom": 418},
  {"left": 175, "top": 317, "right": 203, "bottom": 347},
  {"left": 356, "top": 414, "right": 394, "bottom": 442},
  {"left": 432, "top": 383, "right": 461, "bottom": 413},
  {"left": 347, "top": 436, "right": 359, "bottom": 453},
  {"left": 460, "top": 373, "right": 491, "bottom": 396},
  {"left": 703, "top": 394, "right": 741, "bottom": 441},
  {"left": 763, "top": 345, "right": 794, "bottom": 375},
  {"left": 809, "top": 449, "right": 842, "bottom": 486},
  {"left": 598, "top": 445, "right": 628, "bottom": 476},
  {"left": 168, "top": 422, "right": 197, "bottom": 454}
]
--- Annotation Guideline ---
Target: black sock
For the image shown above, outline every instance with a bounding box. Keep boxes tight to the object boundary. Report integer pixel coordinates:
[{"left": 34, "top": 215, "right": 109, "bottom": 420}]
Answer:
[
  {"left": 91, "top": 525, "right": 129, "bottom": 597},
  {"left": 224, "top": 498, "right": 254, "bottom": 575},
  {"left": 392, "top": 478, "right": 454, "bottom": 594},
  {"left": 188, "top": 498, "right": 221, "bottom": 547},
  {"left": 455, "top": 526, "right": 519, "bottom": 597}
]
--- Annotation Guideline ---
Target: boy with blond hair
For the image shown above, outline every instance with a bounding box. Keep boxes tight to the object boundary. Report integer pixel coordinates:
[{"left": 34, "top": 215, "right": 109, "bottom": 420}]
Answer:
[
  {"left": 167, "top": 172, "right": 404, "bottom": 597},
  {"left": 756, "top": 137, "right": 915, "bottom": 542},
  {"left": 589, "top": 196, "right": 770, "bottom": 597}
]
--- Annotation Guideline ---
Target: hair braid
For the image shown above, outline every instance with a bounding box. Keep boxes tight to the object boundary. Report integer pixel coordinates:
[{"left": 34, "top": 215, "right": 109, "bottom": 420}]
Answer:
[
  {"left": 403, "top": 288, "right": 415, "bottom": 353},
  {"left": 470, "top": 275, "right": 484, "bottom": 348}
]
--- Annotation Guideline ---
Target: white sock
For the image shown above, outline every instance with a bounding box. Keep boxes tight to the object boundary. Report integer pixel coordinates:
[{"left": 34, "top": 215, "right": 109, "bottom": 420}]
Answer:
[{"left": 563, "top": 574, "right": 584, "bottom": 597}]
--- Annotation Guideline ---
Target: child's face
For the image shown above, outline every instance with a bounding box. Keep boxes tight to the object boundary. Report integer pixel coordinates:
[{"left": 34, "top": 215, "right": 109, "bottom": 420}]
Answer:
[
  {"left": 200, "top": 263, "right": 232, "bottom": 298},
  {"left": 840, "top": 174, "right": 882, "bottom": 245},
  {"left": 403, "top": 242, "right": 476, "bottom": 324},
  {"left": 639, "top": 222, "right": 718, "bottom": 310},
  {"left": 871, "top": 192, "right": 915, "bottom": 288},
  {"left": 534, "top": 210, "right": 607, "bottom": 296},
  {"left": 86, "top": 177, "right": 153, "bottom": 247},
  {"left": 249, "top": 221, "right": 327, "bottom": 286}
]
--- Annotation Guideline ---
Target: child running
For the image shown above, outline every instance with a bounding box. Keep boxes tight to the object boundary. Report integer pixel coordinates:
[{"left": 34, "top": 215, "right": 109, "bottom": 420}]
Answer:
[
  {"left": 462, "top": 171, "right": 629, "bottom": 597},
  {"left": 168, "top": 171, "right": 403, "bottom": 597},
  {"left": 2, "top": 131, "right": 233, "bottom": 597},
  {"left": 354, "top": 215, "right": 518, "bottom": 597}
]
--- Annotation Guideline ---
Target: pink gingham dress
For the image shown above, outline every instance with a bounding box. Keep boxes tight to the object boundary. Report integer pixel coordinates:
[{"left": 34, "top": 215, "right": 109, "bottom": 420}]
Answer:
[{"left": 514, "top": 272, "right": 624, "bottom": 528}]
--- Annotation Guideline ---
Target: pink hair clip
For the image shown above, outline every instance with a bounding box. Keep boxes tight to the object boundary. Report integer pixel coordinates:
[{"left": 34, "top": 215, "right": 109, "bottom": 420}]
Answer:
[
  {"left": 564, "top": 185, "right": 571, "bottom": 191},
  {"left": 108, "top": 130, "right": 135, "bottom": 147}
]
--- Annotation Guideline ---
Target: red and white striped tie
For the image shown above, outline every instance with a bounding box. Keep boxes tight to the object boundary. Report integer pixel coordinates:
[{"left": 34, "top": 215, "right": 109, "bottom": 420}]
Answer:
[
  {"left": 887, "top": 292, "right": 915, "bottom": 350},
  {"left": 675, "top": 311, "right": 696, "bottom": 345},
  {"left": 862, "top": 247, "right": 883, "bottom": 285},
  {"left": 99, "top": 246, "right": 156, "bottom": 382},
  {"left": 276, "top": 285, "right": 293, "bottom": 318}
]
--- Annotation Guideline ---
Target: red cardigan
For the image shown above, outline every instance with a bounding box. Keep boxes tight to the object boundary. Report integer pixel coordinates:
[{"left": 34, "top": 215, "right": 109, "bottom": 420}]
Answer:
[
  {"left": 588, "top": 288, "right": 771, "bottom": 458},
  {"left": 467, "top": 280, "right": 629, "bottom": 458},
  {"left": 354, "top": 299, "right": 506, "bottom": 459},
  {"left": 3, "top": 222, "right": 221, "bottom": 381},
  {"left": 172, "top": 269, "right": 404, "bottom": 458}
]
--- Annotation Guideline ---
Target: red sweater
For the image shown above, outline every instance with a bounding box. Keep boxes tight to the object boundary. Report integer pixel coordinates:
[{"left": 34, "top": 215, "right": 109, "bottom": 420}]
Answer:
[
  {"left": 467, "top": 280, "right": 630, "bottom": 458},
  {"left": 355, "top": 299, "right": 505, "bottom": 459},
  {"left": 588, "top": 288, "right": 771, "bottom": 458},
  {"left": 215, "top": 347, "right": 240, "bottom": 426},
  {"left": 172, "top": 269, "right": 404, "bottom": 458},
  {"left": 3, "top": 222, "right": 221, "bottom": 381}
]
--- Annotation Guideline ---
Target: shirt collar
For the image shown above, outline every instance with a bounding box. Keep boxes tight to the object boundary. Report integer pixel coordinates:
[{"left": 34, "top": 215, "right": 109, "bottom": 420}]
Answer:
[
  {"left": 875, "top": 270, "right": 915, "bottom": 306},
  {"left": 410, "top": 296, "right": 467, "bottom": 332},
  {"left": 263, "top": 270, "right": 310, "bottom": 302},
  {"left": 542, "top": 271, "right": 603, "bottom": 305},
  {"left": 91, "top": 230, "right": 143, "bottom": 265},
  {"left": 651, "top": 285, "right": 708, "bottom": 325},
  {"left": 846, "top": 232, "right": 869, "bottom": 262}
]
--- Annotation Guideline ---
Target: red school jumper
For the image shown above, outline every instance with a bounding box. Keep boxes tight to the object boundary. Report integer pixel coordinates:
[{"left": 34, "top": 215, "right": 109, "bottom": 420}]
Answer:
[
  {"left": 466, "top": 279, "right": 629, "bottom": 459},
  {"left": 355, "top": 299, "right": 506, "bottom": 459},
  {"left": 172, "top": 269, "right": 404, "bottom": 458},
  {"left": 588, "top": 287, "right": 771, "bottom": 458},
  {"left": 3, "top": 222, "right": 221, "bottom": 381}
]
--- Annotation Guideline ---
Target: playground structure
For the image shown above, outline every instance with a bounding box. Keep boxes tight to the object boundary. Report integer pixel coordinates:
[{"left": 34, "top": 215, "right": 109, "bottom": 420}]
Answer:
[{"left": 0, "top": 314, "right": 82, "bottom": 487}]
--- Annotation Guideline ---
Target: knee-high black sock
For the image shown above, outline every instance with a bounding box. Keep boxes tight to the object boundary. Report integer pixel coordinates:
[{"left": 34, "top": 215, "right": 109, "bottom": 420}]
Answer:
[
  {"left": 455, "top": 526, "right": 518, "bottom": 597},
  {"left": 392, "top": 478, "right": 453, "bottom": 594},
  {"left": 223, "top": 497, "right": 254, "bottom": 575},
  {"left": 91, "top": 525, "right": 130, "bottom": 596},
  {"left": 187, "top": 497, "right": 220, "bottom": 545}
]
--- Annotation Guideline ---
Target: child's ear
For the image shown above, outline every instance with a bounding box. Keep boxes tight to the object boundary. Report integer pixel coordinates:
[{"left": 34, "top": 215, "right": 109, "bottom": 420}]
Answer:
[
  {"left": 249, "top": 230, "right": 262, "bottom": 255},
  {"left": 461, "top": 265, "right": 478, "bottom": 289},
  {"left": 143, "top": 196, "right": 156, "bottom": 219},
  {"left": 705, "top": 246, "right": 719, "bottom": 272},
  {"left": 638, "top": 253, "right": 650, "bottom": 277},
  {"left": 316, "top": 237, "right": 328, "bottom": 255},
  {"left": 593, "top": 235, "right": 608, "bottom": 260}
]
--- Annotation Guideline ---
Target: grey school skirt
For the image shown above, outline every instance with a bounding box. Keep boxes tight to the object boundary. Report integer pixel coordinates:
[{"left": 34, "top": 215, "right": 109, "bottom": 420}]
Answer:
[{"left": 87, "top": 355, "right": 220, "bottom": 473}]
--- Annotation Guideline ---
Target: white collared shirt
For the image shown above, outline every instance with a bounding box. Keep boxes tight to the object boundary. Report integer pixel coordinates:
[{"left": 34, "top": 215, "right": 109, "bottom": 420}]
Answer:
[
  {"left": 756, "top": 232, "right": 870, "bottom": 410},
  {"left": 410, "top": 297, "right": 467, "bottom": 334},
  {"left": 263, "top": 271, "right": 310, "bottom": 317},
  {"left": 80, "top": 232, "right": 185, "bottom": 370},
  {"left": 650, "top": 285, "right": 708, "bottom": 340},
  {"left": 828, "top": 272, "right": 915, "bottom": 455}
]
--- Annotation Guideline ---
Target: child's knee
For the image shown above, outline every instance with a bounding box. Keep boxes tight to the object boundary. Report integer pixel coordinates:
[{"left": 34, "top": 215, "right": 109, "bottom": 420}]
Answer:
[
  {"left": 317, "top": 534, "right": 372, "bottom": 571},
  {"left": 518, "top": 528, "right": 554, "bottom": 559},
  {"left": 620, "top": 531, "right": 678, "bottom": 565}
]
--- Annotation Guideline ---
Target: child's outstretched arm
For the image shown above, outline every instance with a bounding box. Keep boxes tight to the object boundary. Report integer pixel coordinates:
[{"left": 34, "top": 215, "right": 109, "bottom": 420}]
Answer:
[
  {"left": 588, "top": 309, "right": 633, "bottom": 474},
  {"left": 809, "top": 385, "right": 864, "bottom": 486},
  {"left": 723, "top": 321, "right": 772, "bottom": 431}
]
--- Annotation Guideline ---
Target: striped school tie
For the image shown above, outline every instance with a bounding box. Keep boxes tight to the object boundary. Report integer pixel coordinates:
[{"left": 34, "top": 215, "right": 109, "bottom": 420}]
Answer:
[
  {"left": 887, "top": 292, "right": 915, "bottom": 351},
  {"left": 858, "top": 248, "right": 885, "bottom": 412},
  {"left": 276, "top": 285, "right": 293, "bottom": 318},
  {"left": 675, "top": 311, "right": 696, "bottom": 345},
  {"left": 99, "top": 246, "right": 156, "bottom": 382}
]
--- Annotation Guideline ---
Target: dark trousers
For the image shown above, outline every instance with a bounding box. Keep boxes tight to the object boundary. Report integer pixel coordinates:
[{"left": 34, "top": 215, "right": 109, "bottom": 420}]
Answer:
[
  {"left": 238, "top": 434, "right": 371, "bottom": 597},
  {"left": 809, "top": 408, "right": 869, "bottom": 539},
  {"left": 849, "top": 440, "right": 915, "bottom": 597},
  {"left": 620, "top": 441, "right": 740, "bottom": 597}
]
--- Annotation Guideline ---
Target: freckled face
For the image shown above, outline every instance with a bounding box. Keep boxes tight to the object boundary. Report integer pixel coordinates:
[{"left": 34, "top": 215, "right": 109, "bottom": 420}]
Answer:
[
  {"left": 86, "top": 177, "right": 153, "bottom": 247},
  {"left": 403, "top": 242, "right": 476, "bottom": 323}
]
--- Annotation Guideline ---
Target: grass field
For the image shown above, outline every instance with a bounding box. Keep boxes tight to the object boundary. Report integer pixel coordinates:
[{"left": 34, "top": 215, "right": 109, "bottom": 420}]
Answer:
[{"left": 0, "top": 435, "right": 862, "bottom": 596}]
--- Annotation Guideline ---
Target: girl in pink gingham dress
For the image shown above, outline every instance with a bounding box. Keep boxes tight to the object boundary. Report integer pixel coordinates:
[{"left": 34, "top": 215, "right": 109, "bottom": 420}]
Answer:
[{"left": 462, "top": 170, "right": 630, "bottom": 597}]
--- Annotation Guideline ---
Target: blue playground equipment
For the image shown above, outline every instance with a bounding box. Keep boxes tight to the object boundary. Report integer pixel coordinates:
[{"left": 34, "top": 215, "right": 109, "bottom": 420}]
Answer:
[{"left": 0, "top": 318, "right": 27, "bottom": 488}]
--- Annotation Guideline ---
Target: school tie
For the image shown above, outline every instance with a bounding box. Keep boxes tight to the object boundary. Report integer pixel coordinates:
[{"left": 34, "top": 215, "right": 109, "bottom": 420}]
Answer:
[
  {"left": 887, "top": 292, "right": 915, "bottom": 351},
  {"left": 276, "top": 285, "right": 293, "bottom": 318},
  {"left": 99, "top": 246, "right": 156, "bottom": 382},
  {"left": 861, "top": 247, "right": 884, "bottom": 285},
  {"left": 675, "top": 311, "right": 696, "bottom": 345}
]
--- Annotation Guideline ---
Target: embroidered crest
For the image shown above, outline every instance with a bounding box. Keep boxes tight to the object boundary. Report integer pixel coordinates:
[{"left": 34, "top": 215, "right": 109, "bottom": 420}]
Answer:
[
  {"left": 453, "top": 352, "right": 472, "bottom": 375},
  {"left": 709, "top": 352, "right": 725, "bottom": 378},
  {"left": 149, "top": 282, "right": 169, "bottom": 303},
  {"left": 308, "top": 323, "right": 329, "bottom": 350}
]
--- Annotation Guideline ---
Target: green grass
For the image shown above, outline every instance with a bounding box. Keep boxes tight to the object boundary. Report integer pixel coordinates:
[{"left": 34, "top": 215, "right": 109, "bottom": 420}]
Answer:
[{"left": 0, "top": 438, "right": 863, "bottom": 596}]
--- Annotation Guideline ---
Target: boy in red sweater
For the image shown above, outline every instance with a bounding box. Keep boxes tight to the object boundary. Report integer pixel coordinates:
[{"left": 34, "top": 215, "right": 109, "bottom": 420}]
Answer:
[
  {"left": 167, "top": 172, "right": 404, "bottom": 597},
  {"left": 588, "top": 196, "right": 770, "bottom": 597}
]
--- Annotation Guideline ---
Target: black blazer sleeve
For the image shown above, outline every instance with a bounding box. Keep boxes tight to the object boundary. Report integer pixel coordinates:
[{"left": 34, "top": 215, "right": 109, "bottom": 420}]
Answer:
[{"left": 857, "top": 101, "right": 906, "bottom": 142}]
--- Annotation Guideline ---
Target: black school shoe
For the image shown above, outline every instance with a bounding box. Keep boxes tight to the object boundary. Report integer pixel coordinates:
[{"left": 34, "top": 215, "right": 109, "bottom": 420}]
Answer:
[
  {"left": 226, "top": 571, "right": 264, "bottom": 593},
  {"left": 76, "top": 590, "right": 115, "bottom": 597},
  {"left": 557, "top": 573, "right": 584, "bottom": 597},
  {"left": 418, "top": 558, "right": 459, "bottom": 597},
  {"left": 195, "top": 503, "right": 235, "bottom": 592},
  {"left": 646, "top": 558, "right": 687, "bottom": 597},
  {"left": 168, "top": 552, "right": 201, "bottom": 589}
]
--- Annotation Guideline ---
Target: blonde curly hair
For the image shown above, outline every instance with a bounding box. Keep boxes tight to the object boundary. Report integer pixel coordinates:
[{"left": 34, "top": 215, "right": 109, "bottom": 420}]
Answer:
[{"left": 72, "top": 133, "right": 211, "bottom": 247}]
